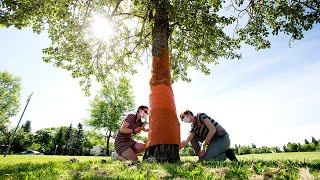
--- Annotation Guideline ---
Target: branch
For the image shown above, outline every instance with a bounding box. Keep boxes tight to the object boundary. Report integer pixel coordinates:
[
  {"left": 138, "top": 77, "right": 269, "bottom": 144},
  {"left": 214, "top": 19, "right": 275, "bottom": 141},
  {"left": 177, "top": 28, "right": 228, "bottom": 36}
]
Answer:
[{"left": 110, "top": 0, "right": 123, "bottom": 20}]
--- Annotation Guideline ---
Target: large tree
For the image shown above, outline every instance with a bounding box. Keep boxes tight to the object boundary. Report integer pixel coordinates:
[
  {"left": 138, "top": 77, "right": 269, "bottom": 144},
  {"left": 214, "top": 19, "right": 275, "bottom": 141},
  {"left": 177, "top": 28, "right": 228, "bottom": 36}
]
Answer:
[
  {"left": 86, "top": 76, "right": 135, "bottom": 155},
  {"left": 1, "top": 0, "right": 319, "bottom": 162},
  {"left": 0, "top": 71, "right": 21, "bottom": 127}
]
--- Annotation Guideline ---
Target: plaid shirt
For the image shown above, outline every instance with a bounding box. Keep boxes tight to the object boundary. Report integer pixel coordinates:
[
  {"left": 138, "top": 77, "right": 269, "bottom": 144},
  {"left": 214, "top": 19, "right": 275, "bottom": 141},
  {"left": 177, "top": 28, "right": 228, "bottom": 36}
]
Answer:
[{"left": 190, "top": 113, "right": 228, "bottom": 138}]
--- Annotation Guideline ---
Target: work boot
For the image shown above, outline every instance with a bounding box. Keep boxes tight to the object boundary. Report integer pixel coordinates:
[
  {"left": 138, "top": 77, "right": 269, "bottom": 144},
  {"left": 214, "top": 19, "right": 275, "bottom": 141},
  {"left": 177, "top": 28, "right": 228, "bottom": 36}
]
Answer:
[{"left": 226, "top": 149, "right": 238, "bottom": 161}]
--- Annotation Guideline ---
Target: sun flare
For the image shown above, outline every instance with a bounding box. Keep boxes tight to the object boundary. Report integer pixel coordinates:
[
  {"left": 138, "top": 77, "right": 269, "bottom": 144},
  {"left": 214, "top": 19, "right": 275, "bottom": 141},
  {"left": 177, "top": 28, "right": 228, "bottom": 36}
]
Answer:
[{"left": 90, "top": 14, "right": 113, "bottom": 41}]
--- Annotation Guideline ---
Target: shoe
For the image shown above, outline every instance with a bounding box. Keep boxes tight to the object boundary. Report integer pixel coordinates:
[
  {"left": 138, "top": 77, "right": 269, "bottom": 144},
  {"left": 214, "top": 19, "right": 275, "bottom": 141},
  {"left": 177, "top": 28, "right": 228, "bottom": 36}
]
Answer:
[
  {"left": 226, "top": 149, "right": 238, "bottom": 161},
  {"left": 111, "top": 152, "right": 117, "bottom": 161}
]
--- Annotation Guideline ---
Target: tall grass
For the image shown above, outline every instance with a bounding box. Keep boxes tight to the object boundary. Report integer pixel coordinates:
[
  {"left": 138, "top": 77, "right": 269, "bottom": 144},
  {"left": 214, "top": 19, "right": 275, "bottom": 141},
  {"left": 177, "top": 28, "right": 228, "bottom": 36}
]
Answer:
[{"left": 0, "top": 152, "right": 319, "bottom": 179}]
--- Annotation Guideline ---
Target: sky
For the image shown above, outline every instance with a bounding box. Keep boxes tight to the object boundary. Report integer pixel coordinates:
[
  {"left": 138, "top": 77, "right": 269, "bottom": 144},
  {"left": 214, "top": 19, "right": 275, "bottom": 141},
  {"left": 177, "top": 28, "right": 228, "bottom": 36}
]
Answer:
[{"left": 1, "top": 24, "right": 320, "bottom": 149}]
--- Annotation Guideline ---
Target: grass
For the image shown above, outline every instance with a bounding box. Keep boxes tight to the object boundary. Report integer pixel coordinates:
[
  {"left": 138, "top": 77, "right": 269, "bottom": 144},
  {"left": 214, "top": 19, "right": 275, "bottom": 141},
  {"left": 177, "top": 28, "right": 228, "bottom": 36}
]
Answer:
[
  {"left": 0, "top": 152, "right": 319, "bottom": 179},
  {"left": 237, "top": 152, "right": 320, "bottom": 161}
]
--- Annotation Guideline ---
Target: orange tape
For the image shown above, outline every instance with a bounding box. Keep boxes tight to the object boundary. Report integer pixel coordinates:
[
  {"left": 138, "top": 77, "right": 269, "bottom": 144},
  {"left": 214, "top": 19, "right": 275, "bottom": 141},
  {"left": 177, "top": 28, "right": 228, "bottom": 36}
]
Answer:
[
  {"left": 150, "top": 48, "right": 171, "bottom": 88},
  {"left": 147, "top": 48, "right": 181, "bottom": 148}
]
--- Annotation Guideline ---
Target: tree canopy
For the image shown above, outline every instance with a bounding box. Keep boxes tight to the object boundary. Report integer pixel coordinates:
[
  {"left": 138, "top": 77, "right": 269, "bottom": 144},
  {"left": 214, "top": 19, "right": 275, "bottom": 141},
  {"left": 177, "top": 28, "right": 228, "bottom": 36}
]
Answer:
[
  {"left": 0, "top": 71, "right": 21, "bottom": 125},
  {"left": 86, "top": 76, "right": 135, "bottom": 131},
  {"left": 86, "top": 76, "right": 134, "bottom": 154},
  {"left": 1, "top": 0, "right": 318, "bottom": 93}
]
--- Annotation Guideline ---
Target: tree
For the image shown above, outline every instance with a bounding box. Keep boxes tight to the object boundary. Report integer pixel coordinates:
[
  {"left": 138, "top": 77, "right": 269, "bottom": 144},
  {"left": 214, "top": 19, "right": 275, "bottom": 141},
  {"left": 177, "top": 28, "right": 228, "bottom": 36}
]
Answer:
[
  {"left": 0, "top": 71, "right": 21, "bottom": 126},
  {"left": 86, "top": 76, "right": 134, "bottom": 155},
  {"left": 21, "top": 120, "right": 31, "bottom": 133},
  {"left": 52, "top": 127, "right": 67, "bottom": 155},
  {"left": 238, "top": 145, "right": 252, "bottom": 155},
  {"left": 304, "top": 139, "right": 310, "bottom": 145},
  {"left": 11, "top": 128, "right": 34, "bottom": 153},
  {"left": 34, "top": 129, "right": 51, "bottom": 153},
  {"left": 1, "top": 0, "right": 319, "bottom": 162},
  {"left": 63, "top": 124, "right": 74, "bottom": 155},
  {"left": 311, "top": 136, "right": 318, "bottom": 146},
  {"left": 74, "top": 123, "right": 85, "bottom": 156},
  {"left": 286, "top": 142, "right": 299, "bottom": 152}
]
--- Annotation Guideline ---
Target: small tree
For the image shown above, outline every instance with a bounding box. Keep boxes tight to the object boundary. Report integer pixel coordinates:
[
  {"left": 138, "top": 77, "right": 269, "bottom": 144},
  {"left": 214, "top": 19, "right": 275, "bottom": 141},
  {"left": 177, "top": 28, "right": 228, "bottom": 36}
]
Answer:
[{"left": 86, "top": 76, "right": 135, "bottom": 155}]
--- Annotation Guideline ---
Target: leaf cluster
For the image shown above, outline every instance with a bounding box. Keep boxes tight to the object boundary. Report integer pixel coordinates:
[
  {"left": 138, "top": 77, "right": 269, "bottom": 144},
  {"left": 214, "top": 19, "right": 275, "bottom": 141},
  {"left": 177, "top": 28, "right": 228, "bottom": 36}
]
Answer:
[{"left": 1, "top": 0, "right": 319, "bottom": 92}]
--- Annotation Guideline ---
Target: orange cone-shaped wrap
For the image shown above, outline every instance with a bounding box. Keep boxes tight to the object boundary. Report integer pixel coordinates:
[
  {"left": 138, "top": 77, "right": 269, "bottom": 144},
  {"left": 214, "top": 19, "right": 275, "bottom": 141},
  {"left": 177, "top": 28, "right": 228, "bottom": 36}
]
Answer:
[{"left": 147, "top": 48, "right": 181, "bottom": 147}]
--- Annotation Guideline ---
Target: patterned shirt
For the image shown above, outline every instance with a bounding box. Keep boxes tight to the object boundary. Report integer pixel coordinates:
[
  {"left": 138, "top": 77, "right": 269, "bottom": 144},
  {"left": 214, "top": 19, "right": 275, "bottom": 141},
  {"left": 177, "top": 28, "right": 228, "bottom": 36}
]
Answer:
[
  {"left": 114, "top": 114, "right": 143, "bottom": 155},
  {"left": 190, "top": 113, "right": 228, "bottom": 138}
]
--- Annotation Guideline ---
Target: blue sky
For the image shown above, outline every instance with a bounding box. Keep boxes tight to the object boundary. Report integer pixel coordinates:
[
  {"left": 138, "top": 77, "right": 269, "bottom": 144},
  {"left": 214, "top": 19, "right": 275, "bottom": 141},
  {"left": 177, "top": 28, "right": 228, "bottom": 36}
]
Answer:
[{"left": 1, "top": 25, "right": 320, "bottom": 148}]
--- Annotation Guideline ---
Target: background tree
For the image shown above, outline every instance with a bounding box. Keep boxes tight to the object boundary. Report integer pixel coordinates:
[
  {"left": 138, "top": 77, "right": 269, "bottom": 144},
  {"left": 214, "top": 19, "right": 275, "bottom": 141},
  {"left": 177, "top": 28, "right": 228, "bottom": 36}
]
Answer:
[
  {"left": 21, "top": 120, "right": 31, "bottom": 133},
  {"left": 238, "top": 145, "right": 252, "bottom": 155},
  {"left": 311, "top": 136, "right": 318, "bottom": 146},
  {"left": 74, "top": 123, "right": 85, "bottom": 156},
  {"left": 0, "top": 71, "right": 21, "bottom": 126},
  {"left": 285, "top": 142, "right": 299, "bottom": 152},
  {"left": 86, "top": 76, "right": 135, "bottom": 155},
  {"left": 52, "top": 126, "right": 67, "bottom": 155},
  {"left": 34, "top": 129, "right": 51, "bottom": 153},
  {"left": 1, "top": 0, "right": 319, "bottom": 162},
  {"left": 304, "top": 139, "right": 310, "bottom": 144},
  {"left": 11, "top": 128, "right": 34, "bottom": 153},
  {"left": 63, "top": 124, "right": 74, "bottom": 155}
]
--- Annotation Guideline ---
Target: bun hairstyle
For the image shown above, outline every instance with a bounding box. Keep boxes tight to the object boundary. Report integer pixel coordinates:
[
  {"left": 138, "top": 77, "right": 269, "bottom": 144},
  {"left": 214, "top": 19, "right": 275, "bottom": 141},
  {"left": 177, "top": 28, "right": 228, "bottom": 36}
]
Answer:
[
  {"left": 137, "top": 105, "right": 148, "bottom": 113},
  {"left": 180, "top": 110, "right": 193, "bottom": 121}
]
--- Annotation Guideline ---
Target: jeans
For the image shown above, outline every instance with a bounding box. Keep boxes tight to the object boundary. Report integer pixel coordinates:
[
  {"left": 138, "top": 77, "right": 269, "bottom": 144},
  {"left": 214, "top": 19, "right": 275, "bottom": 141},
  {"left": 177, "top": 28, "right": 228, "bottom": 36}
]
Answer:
[{"left": 191, "top": 134, "right": 230, "bottom": 161}]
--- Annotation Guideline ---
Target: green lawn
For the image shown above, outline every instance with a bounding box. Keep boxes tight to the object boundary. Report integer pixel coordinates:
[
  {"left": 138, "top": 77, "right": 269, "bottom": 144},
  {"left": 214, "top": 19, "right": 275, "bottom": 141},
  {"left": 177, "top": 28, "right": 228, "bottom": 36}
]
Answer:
[
  {"left": 237, "top": 152, "right": 320, "bottom": 161},
  {"left": 0, "top": 152, "right": 319, "bottom": 179}
]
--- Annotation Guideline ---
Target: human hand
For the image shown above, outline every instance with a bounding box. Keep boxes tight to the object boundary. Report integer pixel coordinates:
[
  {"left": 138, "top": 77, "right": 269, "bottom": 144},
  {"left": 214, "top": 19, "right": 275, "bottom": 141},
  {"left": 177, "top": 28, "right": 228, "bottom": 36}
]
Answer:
[
  {"left": 198, "top": 143, "right": 206, "bottom": 158},
  {"left": 133, "top": 127, "right": 143, "bottom": 134}
]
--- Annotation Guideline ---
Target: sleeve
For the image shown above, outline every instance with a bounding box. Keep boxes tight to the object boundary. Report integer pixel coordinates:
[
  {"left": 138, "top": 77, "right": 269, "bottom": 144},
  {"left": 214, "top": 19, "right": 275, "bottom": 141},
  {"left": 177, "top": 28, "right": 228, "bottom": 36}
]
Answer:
[
  {"left": 190, "top": 124, "right": 196, "bottom": 133},
  {"left": 125, "top": 114, "right": 135, "bottom": 124},
  {"left": 198, "top": 113, "right": 218, "bottom": 126},
  {"left": 198, "top": 113, "right": 209, "bottom": 122}
]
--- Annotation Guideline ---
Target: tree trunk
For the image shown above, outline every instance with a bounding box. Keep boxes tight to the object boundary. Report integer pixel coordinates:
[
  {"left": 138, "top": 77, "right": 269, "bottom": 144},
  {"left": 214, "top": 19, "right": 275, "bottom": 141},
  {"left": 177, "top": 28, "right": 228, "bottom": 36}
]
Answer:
[
  {"left": 143, "top": 0, "right": 180, "bottom": 163},
  {"left": 106, "top": 129, "right": 111, "bottom": 156}
]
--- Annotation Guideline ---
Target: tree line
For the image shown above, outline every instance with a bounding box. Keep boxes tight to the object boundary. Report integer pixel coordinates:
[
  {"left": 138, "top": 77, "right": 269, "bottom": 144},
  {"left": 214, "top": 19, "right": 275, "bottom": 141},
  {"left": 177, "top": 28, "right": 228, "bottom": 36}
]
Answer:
[{"left": 0, "top": 120, "right": 110, "bottom": 155}]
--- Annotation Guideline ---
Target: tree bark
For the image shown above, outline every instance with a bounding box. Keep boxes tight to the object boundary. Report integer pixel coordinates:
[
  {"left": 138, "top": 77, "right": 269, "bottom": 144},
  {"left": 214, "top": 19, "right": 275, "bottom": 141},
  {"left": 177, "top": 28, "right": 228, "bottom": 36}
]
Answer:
[
  {"left": 143, "top": 0, "right": 180, "bottom": 163},
  {"left": 106, "top": 129, "right": 111, "bottom": 155}
]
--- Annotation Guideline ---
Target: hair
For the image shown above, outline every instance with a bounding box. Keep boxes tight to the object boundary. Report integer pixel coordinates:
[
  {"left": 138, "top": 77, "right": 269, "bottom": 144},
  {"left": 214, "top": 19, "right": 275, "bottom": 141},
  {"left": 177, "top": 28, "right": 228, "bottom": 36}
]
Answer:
[
  {"left": 180, "top": 110, "right": 193, "bottom": 121},
  {"left": 136, "top": 105, "right": 148, "bottom": 113}
]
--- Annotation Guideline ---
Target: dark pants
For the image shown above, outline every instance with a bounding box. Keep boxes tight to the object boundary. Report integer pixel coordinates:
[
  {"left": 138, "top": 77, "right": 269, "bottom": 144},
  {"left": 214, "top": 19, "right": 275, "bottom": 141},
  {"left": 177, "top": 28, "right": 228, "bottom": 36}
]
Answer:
[{"left": 191, "top": 134, "right": 230, "bottom": 161}]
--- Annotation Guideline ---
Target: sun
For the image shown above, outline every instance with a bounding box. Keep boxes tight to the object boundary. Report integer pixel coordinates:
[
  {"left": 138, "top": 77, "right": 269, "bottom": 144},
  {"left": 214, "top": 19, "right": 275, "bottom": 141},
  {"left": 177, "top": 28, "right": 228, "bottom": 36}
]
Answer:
[{"left": 90, "top": 14, "right": 113, "bottom": 41}]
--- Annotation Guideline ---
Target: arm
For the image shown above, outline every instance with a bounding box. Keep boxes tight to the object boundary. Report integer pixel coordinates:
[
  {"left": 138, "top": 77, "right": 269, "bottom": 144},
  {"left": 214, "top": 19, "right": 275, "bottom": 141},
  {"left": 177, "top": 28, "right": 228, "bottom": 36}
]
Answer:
[
  {"left": 199, "top": 118, "right": 216, "bottom": 157},
  {"left": 119, "top": 121, "right": 134, "bottom": 134},
  {"left": 180, "top": 132, "right": 195, "bottom": 149}
]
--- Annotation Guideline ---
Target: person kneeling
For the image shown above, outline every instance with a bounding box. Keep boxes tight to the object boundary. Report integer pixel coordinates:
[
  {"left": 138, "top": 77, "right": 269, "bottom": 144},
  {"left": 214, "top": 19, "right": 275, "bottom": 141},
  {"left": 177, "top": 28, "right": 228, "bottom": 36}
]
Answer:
[
  {"left": 180, "top": 110, "right": 237, "bottom": 161},
  {"left": 111, "top": 105, "right": 149, "bottom": 161}
]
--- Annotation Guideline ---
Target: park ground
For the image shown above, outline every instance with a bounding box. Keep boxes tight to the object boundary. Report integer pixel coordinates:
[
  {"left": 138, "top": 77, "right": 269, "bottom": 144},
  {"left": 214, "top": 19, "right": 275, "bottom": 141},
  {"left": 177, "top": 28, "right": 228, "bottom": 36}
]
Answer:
[{"left": 1, "top": 152, "right": 320, "bottom": 179}]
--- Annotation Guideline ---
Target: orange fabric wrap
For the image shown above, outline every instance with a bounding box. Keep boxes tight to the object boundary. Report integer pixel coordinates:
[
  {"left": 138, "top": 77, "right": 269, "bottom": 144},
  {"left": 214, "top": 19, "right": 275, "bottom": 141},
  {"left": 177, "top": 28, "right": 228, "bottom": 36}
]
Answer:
[{"left": 147, "top": 48, "right": 181, "bottom": 147}]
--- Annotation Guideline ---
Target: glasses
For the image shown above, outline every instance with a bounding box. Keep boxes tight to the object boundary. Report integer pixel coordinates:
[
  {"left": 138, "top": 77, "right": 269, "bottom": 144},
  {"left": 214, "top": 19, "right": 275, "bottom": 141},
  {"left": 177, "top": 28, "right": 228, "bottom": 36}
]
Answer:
[{"left": 143, "top": 110, "right": 149, "bottom": 115}]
